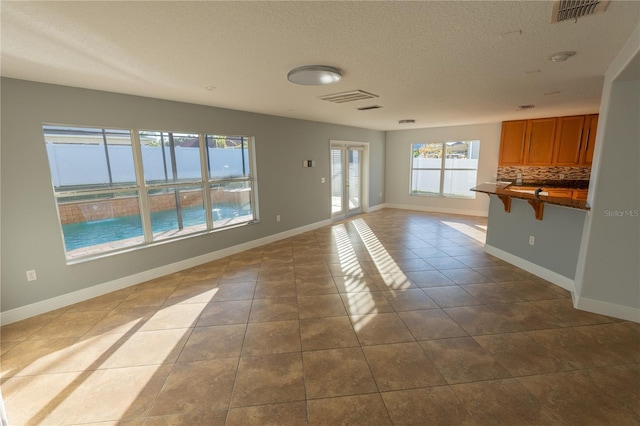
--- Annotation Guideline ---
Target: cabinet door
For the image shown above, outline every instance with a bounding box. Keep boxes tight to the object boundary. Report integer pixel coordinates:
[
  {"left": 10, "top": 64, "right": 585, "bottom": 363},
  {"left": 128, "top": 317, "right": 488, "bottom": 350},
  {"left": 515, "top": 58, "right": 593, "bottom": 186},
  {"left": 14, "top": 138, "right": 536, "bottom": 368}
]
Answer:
[
  {"left": 524, "top": 118, "right": 557, "bottom": 165},
  {"left": 499, "top": 120, "right": 527, "bottom": 165},
  {"left": 547, "top": 189, "right": 573, "bottom": 198},
  {"left": 554, "top": 116, "right": 585, "bottom": 166},
  {"left": 580, "top": 114, "right": 598, "bottom": 165},
  {"left": 572, "top": 190, "right": 588, "bottom": 200}
]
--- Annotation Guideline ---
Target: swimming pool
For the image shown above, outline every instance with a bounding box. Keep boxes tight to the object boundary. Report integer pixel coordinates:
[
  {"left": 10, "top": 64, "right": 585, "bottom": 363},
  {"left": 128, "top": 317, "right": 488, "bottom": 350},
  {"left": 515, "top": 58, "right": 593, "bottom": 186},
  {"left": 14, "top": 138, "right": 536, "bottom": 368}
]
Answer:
[{"left": 62, "top": 205, "right": 248, "bottom": 251}]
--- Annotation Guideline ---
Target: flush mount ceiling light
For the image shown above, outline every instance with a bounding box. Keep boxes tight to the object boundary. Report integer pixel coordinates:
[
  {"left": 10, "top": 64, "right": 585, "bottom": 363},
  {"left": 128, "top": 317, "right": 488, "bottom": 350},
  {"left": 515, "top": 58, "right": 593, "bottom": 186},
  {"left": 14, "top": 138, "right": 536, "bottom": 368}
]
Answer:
[
  {"left": 548, "top": 51, "right": 577, "bottom": 62},
  {"left": 287, "top": 65, "right": 342, "bottom": 86}
]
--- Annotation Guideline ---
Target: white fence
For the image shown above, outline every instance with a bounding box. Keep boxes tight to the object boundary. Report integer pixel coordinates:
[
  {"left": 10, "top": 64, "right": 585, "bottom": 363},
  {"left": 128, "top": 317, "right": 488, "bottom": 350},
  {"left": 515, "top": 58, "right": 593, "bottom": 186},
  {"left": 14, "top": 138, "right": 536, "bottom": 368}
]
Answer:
[
  {"left": 411, "top": 157, "right": 478, "bottom": 196},
  {"left": 46, "top": 144, "right": 249, "bottom": 187}
]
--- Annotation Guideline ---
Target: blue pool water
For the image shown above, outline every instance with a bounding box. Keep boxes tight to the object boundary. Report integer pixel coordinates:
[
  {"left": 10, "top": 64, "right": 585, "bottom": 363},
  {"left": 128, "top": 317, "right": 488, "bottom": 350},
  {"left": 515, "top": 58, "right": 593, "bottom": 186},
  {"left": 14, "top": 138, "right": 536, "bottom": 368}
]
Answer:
[{"left": 62, "top": 205, "right": 247, "bottom": 251}]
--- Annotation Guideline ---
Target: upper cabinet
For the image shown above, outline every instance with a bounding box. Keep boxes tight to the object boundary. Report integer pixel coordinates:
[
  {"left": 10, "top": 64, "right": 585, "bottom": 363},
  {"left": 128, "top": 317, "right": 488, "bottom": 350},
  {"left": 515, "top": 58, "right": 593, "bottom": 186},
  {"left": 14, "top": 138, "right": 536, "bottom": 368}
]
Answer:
[
  {"left": 499, "top": 114, "right": 598, "bottom": 167},
  {"left": 524, "top": 118, "right": 557, "bottom": 165},
  {"left": 499, "top": 120, "right": 528, "bottom": 165}
]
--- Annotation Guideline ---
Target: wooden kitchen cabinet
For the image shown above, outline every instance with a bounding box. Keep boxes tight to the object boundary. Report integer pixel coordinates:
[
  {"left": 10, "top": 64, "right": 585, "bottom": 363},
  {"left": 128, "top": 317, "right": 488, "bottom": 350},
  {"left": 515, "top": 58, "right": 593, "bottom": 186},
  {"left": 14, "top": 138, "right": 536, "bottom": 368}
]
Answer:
[
  {"left": 553, "top": 115, "right": 585, "bottom": 166},
  {"left": 499, "top": 120, "right": 528, "bottom": 165},
  {"left": 546, "top": 189, "right": 574, "bottom": 198},
  {"left": 572, "top": 189, "right": 588, "bottom": 200},
  {"left": 580, "top": 114, "right": 598, "bottom": 165},
  {"left": 523, "top": 118, "right": 557, "bottom": 165}
]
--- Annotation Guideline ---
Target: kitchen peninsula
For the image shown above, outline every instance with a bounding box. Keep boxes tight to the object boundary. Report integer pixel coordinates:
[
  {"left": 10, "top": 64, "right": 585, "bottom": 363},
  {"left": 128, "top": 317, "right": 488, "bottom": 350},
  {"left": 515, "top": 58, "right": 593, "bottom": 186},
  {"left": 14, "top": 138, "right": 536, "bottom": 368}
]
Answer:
[{"left": 472, "top": 181, "right": 589, "bottom": 293}]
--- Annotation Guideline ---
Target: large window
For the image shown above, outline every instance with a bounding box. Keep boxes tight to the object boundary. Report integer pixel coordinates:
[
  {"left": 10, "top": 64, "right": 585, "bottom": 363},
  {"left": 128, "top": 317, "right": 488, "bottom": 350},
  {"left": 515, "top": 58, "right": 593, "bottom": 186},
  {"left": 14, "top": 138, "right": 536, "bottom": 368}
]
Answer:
[
  {"left": 410, "top": 140, "right": 479, "bottom": 198},
  {"left": 43, "top": 125, "right": 257, "bottom": 260}
]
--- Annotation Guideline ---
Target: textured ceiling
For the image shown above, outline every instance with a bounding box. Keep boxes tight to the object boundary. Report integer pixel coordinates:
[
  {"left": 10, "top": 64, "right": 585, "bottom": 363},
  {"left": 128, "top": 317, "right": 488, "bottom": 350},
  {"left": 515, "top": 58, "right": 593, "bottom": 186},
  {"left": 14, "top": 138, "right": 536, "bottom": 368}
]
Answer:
[{"left": 2, "top": 1, "right": 639, "bottom": 131}]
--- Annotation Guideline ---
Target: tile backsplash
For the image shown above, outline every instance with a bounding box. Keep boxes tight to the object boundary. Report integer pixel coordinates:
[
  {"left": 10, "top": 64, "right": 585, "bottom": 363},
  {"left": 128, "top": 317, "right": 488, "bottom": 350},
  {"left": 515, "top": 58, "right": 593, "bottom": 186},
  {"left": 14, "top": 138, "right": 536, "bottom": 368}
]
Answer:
[{"left": 497, "top": 166, "right": 591, "bottom": 182}]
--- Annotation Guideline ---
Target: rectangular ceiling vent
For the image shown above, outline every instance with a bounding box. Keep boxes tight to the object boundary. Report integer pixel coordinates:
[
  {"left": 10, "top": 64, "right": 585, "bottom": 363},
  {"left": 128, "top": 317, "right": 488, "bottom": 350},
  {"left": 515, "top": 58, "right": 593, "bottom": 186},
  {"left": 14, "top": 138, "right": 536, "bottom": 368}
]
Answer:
[
  {"left": 318, "top": 90, "right": 379, "bottom": 104},
  {"left": 552, "top": 0, "right": 609, "bottom": 23},
  {"left": 357, "top": 105, "right": 382, "bottom": 111}
]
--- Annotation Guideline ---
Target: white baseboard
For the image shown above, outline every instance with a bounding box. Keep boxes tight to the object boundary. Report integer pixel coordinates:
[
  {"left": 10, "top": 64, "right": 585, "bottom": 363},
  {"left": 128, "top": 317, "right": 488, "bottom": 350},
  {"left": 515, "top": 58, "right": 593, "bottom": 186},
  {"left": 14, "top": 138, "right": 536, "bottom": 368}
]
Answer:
[
  {"left": 384, "top": 203, "right": 488, "bottom": 217},
  {"left": 574, "top": 296, "right": 640, "bottom": 323},
  {"left": 0, "top": 219, "right": 332, "bottom": 325},
  {"left": 483, "top": 244, "right": 575, "bottom": 292},
  {"left": 365, "top": 203, "right": 386, "bottom": 213}
]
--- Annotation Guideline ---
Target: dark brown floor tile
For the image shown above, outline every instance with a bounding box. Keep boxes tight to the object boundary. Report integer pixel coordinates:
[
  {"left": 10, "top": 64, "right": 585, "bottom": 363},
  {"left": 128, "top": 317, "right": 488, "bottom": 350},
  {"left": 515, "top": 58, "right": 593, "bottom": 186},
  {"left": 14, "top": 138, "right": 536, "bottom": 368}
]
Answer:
[
  {"left": 298, "top": 294, "right": 347, "bottom": 319},
  {"left": 574, "top": 322, "right": 640, "bottom": 363},
  {"left": 196, "top": 300, "right": 251, "bottom": 326},
  {"left": 242, "top": 320, "right": 300, "bottom": 356},
  {"left": 332, "top": 275, "right": 379, "bottom": 293},
  {"left": 220, "top": 268, "right": 260, "bottom": 283},
  {"left": 295, "top": 277, "right": 339, "bottom": 296},
  {"left": 303, "top": 347, "right": 377, "bottom": 398},
  {"left": 583, "top": 364, "right": 640, "bottom": 417},
  {"left": 66, "top": 288, "right": 134, "bottom": 312},
  {"left": 350, "top": 313, "right": 415, "bottom": 345},
  {"left": 369, "top": 272, "right": 417, "bottom": 291},
  {"left": 473, "top": 332, "right": 570, "bottom": 376},
  {"left": 444, "top": 305, "right": 523, "bottom": 335},
  {"left": 392, "top": 258, "right": 434, "bottom": 272},
  {"left": 410, "top": 247, "right": 449, "bottom": 259},
  {"left": 28, "top": 311, "right": 108, "bottom": 340},
  {"left": 454, "top": 254, "right": 503, "bottom": 268},
  {"left": 209, "top": 282, "right": 256, "bottom": 302},
  {"left": 382, "top": 386, "right": 475, "bottom": 425},
  {"left": 451, "top": 378, "right": 561, "bottom": 425},
  {"left": 406, "top": 271, "right": 456, "bottom": 288},
  {"left": 525, "top": 328, "right": 629, "bottom": 369},
  {"left": 0, "top": 313, "right": 62, "bottom": 342},
  {"left": 258, "top": 266, "right": 295, "bottom": 282},
  {"left": 164, "top": 282, "right": 220, "bottom": 305},
  {"left": 307, "top": 394, "right": 392, "bottom": 426},
  {"left": 341, "top": 291, "right": 394, "bottom": 316},
  {"left": 529, "top": 298, "right": 617, "bottom": 326},
  {"left": 487, "top": 302, "right": 566, "bottom": 331},
  {"left": 294, "top": 264, "right": 332, "bottom": 279},
  {"left": 249, "top": 297, "right": 298, "bottom": 322},
  {"left": 226, "top": 401, "right": 307, "bottom": 426},
  {"left": 149, "top": 359, "right": 237, "bottom": 416},
  {"left": 441, "top": 268, "right": 491, "bottom": 285},
  {"left": 399, "top": 309, "right": 468, "bottom": 340},
  {"left": 422, "top": 286, "right": 483, "bottom": 308},
  {"left": 518, "top": 371, "right": 640, "bottom": 425},
  {"left": 231, "top": 353, "right": 305, "bottom": 407},
  {"left": 178, "top": 324, "right": 245, "bottom": 362},
  {"left": 299, "top": 316, "right": 359, "bottom": 350},
  {"left": 420, "top": 337, "right": 511, "bottom": 384},
  {"left": 362, "top": 342, "right": 445, "bottom": 391},
  {"left": 380, "top": 288, "right": 438, "bottom": 311},
  {"left": 473, "top": 265, "right": 529, "bottom": 282}
]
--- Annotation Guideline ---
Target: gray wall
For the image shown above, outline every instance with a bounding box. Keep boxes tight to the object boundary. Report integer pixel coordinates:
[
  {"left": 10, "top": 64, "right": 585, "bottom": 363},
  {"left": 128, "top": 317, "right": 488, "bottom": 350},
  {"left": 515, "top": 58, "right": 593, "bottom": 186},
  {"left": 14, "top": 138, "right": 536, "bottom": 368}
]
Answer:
[
  {"left": 486, "top": 197, "right": 586, "bottom": 280},
  {"left": 0, "top": 78, "right": 385, "bottom": 312},
  {"left": 575, "top": 24, "right": 640, "bottom": 312}
]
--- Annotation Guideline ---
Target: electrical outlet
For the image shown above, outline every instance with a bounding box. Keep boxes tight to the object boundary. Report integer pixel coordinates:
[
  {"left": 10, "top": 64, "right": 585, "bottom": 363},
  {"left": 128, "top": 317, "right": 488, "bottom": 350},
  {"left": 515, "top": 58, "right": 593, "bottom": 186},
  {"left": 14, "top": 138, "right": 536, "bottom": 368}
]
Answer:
[
  {"left": 529, "top": 235, "right": 535, "bottom": 246},
  {"left": 26, "top": 269, "right": 37, "bottom": 281},
  {"left": 321, "top": 177, "right": 325, "bottom": 184},
  {"left": 276, "top": 214, "right": 281, "bottom": 222}
]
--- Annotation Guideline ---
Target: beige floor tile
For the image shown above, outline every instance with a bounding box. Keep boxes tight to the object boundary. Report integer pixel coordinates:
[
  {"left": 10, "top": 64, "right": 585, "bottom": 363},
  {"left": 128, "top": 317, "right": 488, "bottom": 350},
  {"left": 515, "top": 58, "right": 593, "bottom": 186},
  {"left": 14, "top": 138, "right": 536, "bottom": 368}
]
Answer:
[
  {"left": 441, "top": 268, "right": 492, "bottom": 285},
  {"left": 295, "top": 277, "right": 339, "bottom": 296},
  {"left": 29, "top": 311, "right": 108, "bottom": 340},
  {"left": 118, "top": 286, "right": 177, "bottom": 309},
  {"left": 226, "top": 401, "right": 307, "bottom": 426},
  {"left": 307, "top": 394, "right": 391, "bottom": 426},
  {"left": 406, "top": 270, "right": 456, "bottom": 288},
  {"left": 420, "top": 337, "right": 511, "bottom": 384},
  {"left": 249, "top": 297, "right": 298, "bottom": 322},
  {"left": 100, "top": 329, "right": 191, "bottom": 368},
  {"left": 444, "top": 305, "right": 523, "bottom": 335},
  {"left": 66, "top": 288, "right": 135, "bottom": 312},
  {"left": 163, "top": 282, "right": 220, "bottom": 305},
  {"left": 220, "top": 268, "right": 260, "bottom": 284},
  {"left": 242, "top": 320, "right": 300, "bottom": 356},
  {"left": 473, "top": 265, "right": 530, "bottom": 282},
  {"left": 499, "top": 280, "right": 567, "bottom": 301},
  {"left": 369, "top": 272, "right": 418, "bottom": 291},
  {"left": 362, "top": 342, "right": 445, "bottom": 391},
  {"left": 424, "top": 256, "right": 467, "bottom": 270},
  {"left": 208, "top": 282, "right": 256, "bottom": 302},
  {"left": 0, "top": 313, "right": 62, "bottom": 342},
  {"left": 1, "top": 337, "right": 79, "bottom": 378},
  {"left": 149, "top": 359, "right": 237, "bottom": 416},
  {"left": 332, "top": 275, "right": 379, "bottom": 293},
  {"left": 350, "top": 313, "right": 414, "bottom": 345},
  {"left": 303, "top": 347, "right": 377, "bottom": 399},
  {"left": 399, "top": 309, "right": 468, "bottom": 340},
  {"left": 258, "top": 267, "right": 296, "bottom": 282},
  {"left": 139, "top": 303, "right": 207, "bottom": 331},
  {"left": 530, "top": 298, "right": 617, "bottom": 326},
  {"left": 196, "top": 300, "right": 251, "bottom": 326},
  {"left": 84, "top": 306, "right": 159, "bottom": 336},
  {"left": 177, "top": 324, "right": 245, "bottom": 362},
  {"left": 461, "top": 282, "right": 524, "bottom": 304},
  {"left": 231, "top": 353, "right": 305, "bottom": 407},
  {"left": 382, "top": 386, "right": 476, "bottom": 425},
  {"left": 294, "top": 264, "right": 332, "bottom": 279}
]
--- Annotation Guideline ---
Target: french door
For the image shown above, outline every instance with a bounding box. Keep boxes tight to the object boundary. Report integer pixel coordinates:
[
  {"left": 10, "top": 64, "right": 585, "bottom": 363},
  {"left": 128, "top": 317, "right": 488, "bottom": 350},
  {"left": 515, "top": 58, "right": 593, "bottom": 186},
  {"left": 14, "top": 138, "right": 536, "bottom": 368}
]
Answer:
[{"left": 331, "top": 144, "right": 363, "bottom": 219}]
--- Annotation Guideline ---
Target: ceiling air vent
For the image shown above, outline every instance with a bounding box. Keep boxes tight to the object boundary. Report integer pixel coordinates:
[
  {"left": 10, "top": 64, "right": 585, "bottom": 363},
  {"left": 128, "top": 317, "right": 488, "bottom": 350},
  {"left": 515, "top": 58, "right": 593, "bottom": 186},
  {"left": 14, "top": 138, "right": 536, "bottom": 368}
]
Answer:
[
  {"left": 552, "top": 0, "right": 609, "bottom": 23},
  {"left": 318, "top": 90, "right": 379, "bottom": 104},
  {"left": 517, "top": 104, "right": 535, "bottom": 111},
  {"left": 357, "top": 105, "right": 382, "bottom": 111}
]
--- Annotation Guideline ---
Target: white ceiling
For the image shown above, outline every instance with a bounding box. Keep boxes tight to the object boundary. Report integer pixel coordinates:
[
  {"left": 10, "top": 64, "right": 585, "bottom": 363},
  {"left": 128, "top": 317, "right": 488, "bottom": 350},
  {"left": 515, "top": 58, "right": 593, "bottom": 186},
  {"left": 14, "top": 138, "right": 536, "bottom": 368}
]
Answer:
[{"left": 2, "top": 1, "right": 639, "bottom": 131}]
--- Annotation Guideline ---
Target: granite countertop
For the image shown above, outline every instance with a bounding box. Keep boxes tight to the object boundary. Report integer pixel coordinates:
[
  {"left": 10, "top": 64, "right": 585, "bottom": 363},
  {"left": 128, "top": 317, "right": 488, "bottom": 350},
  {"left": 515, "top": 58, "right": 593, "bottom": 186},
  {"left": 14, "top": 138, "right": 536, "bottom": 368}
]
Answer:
[{"left": 471, "top": 182, "right": 590, "bottom": 211}]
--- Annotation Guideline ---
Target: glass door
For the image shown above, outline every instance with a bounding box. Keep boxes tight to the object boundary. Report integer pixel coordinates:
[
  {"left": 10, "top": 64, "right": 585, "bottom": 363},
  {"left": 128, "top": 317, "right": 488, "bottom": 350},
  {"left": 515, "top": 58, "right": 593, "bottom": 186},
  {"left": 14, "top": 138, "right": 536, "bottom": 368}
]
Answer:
[{"left": 331, "top": 145, "right": 363, "bottom": 219}]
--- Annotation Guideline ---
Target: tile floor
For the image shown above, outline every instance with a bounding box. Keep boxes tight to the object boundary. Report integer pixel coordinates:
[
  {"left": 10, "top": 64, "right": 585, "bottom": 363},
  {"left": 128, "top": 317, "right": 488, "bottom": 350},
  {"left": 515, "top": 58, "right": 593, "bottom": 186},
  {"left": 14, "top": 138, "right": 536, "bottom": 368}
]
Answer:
[{"left": 1, "top": 209, "right": 639, "bottom": 425}]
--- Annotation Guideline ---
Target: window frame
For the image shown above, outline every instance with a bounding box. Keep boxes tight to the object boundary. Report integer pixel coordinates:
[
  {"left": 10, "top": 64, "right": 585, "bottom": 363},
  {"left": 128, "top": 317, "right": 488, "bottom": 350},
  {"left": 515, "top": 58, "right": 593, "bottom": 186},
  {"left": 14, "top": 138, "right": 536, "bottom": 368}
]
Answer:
[
  {"left": 409, "top": 140, "right": 479, "bottom": 199},
  {"left": 43, "top": 124, "right": 259, "bottom": 262}
]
